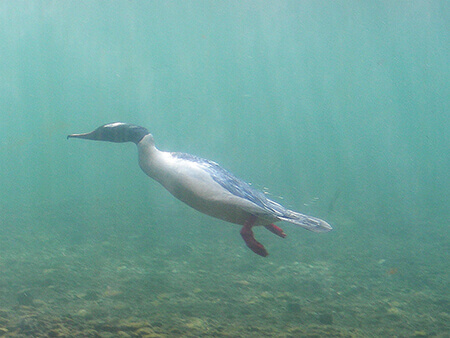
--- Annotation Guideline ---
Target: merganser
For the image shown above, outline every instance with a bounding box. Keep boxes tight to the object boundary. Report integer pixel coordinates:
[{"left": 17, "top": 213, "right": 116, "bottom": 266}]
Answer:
[{"left": 68, "top": 122, "right": 332, "bottom": 257}]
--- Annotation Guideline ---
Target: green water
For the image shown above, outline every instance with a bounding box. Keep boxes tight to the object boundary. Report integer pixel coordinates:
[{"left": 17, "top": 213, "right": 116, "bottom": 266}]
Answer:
[{"left": 0, "top": 1, "right": 448, "bottom": 336}]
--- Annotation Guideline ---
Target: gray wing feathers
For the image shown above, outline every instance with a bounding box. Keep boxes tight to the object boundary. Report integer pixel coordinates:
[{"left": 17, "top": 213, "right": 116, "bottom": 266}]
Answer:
[
  {"left": 171, "top": 152, "right": 288, "bottom": 218},
  {"left": 171, "top": 152, "right": 332, "bottom": 232}
]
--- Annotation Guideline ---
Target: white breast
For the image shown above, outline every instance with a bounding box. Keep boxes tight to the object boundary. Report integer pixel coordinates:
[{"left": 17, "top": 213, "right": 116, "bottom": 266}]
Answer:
[{"left": 137, "top": 144, "right": 270, "bottom": 225}]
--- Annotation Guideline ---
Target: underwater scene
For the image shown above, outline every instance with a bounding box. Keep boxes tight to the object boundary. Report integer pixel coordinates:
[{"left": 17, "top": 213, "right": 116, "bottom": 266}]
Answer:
[{"left": 0, "top": 1, "right": 448, "bottom": 337}]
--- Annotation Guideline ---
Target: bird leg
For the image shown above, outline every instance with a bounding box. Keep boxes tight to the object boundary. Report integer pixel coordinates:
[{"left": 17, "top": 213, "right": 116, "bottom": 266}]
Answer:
[
  {"left": 265, "top": 224, "right": 287, "bottom": 238},
  {"left": 240, "top": 215, "right": 268, "bottom": 257}
]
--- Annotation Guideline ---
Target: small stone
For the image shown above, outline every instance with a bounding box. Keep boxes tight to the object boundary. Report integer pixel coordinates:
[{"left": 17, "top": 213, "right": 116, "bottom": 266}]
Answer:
[
  {"left": 236, "top": 280, "right": 250, "bottom": 286},
  {"left": 75, "top": 309, "right": 89, "bottom": 318},
  {"left": 185, "top": 318, "right": 204, "bottom": 330},
  {"left": 32, "top": 299, "right": 46, "bottom": 307},
  {"left": 276, "top": 292, "right": 292, "bottom": 300},
  {"left": 79, "top": 329, "right": 99, "bottom": 337},
  {"left": 260, "top": 291, "right": 272, "bottom": 299},
  {"left": 388, "top": 306, "right": 400, "bottom": 314},
  {"left": 103, "top": 287, "right": 122, "bottom": 298},
  {"left": 136, "top": 327, "right": 155, "bottom": 335},
  {"left": 120, "top": 321, "right": 151, "bottom": 331}
]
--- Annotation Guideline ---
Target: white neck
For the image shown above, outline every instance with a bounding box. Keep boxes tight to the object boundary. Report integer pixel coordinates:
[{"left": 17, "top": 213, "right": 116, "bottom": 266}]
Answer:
[{"left": 137, "top": 134, "right": 166, "bottom": 180}]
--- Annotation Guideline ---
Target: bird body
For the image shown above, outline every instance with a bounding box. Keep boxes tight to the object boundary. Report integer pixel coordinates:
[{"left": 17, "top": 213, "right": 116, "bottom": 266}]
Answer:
[
  {"left": 68, "top": 122, "right": 332, "bottom": 256},
  {"left": 138, "top": 134, "right": 275, "bottom": 226}
]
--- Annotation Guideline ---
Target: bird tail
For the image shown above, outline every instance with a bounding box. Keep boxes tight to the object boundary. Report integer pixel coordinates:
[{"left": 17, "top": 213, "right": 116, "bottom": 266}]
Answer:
[{"left": 278, "top": 210, "right": 333, "bottom": 233}]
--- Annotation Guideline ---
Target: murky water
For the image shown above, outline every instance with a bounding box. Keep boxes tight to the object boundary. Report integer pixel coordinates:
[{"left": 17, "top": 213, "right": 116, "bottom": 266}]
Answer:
[{"left": 0, "top": 1, "right": 448, "bottom": 336}]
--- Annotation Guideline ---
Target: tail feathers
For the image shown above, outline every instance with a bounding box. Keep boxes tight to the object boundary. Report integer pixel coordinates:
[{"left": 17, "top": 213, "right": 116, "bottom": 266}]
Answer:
[{"left": 279, "top": 210, "right": 333, "bottom": 233}]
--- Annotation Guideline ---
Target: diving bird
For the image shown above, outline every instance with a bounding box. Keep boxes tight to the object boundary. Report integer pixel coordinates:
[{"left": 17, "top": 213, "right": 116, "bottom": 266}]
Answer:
[{"left": 68, "top": 123, "right": 332, "bottom": 257}]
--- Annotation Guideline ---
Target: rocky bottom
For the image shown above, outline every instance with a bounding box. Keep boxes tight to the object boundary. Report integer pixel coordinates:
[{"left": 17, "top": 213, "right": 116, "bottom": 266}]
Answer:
[{"left": 0, "top": 205, "right": 448, "bottom": 337}]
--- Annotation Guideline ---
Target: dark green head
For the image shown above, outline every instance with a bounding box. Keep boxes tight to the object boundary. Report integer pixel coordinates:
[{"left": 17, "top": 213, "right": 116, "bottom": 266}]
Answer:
[{"left": 67, "top": 122, "right": 149, "bottom": 144}]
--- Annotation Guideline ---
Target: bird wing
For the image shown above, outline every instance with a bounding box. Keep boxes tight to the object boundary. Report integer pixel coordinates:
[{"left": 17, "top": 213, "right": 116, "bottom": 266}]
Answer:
[{"left": 171, "top": 152, "right": 288, "bottom": 219}]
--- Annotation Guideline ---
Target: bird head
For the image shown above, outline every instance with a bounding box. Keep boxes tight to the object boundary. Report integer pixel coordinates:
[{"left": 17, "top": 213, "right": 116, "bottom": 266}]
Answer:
[{"left": 67, "top": 122, "right": 149, "bottom": 144}]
